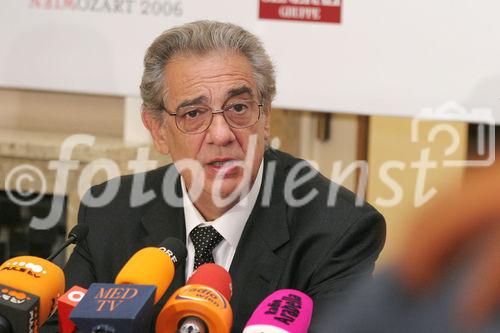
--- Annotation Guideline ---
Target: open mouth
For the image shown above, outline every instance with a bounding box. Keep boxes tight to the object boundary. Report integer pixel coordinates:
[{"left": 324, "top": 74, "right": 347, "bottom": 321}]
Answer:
[
  {"left": 206, "top": 159, "right": 245, "bottom": 176},
  {"left": 208, "top": 160, "right": 237, "bottom": 167}
]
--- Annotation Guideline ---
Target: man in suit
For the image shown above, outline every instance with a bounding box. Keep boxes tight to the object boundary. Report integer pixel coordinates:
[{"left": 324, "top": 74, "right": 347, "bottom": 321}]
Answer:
[{"left": 60, "top": 20, "right": 386, "bottom": 332}]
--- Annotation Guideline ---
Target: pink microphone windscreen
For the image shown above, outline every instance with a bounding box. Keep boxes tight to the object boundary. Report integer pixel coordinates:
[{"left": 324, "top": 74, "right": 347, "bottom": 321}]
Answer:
[{"left": 243, "top": 289, "right": 313, "bottom": 333}]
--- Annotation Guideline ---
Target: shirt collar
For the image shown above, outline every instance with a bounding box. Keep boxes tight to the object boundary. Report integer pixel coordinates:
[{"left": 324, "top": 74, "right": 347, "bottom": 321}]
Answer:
[{"left": 181, "top": 160, "right": 264, "bottom": 248}]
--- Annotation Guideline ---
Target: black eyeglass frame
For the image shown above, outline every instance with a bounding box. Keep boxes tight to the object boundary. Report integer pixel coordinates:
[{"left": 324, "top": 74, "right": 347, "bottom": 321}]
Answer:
[{"left": 162, "top": 100, "right": 265, "bottom": 134}]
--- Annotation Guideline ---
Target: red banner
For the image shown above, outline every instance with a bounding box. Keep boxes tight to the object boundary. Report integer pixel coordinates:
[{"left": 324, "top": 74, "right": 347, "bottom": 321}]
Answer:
[{"left": 259, "top": 0, "right": 342, "bottom": 24}]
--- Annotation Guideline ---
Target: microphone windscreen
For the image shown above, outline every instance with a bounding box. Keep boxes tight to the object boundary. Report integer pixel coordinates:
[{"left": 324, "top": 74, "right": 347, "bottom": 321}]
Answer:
[
  {"left": 68, "top": 224, "right": 89, "bottom": 243},
  {"left": 0, "top": 256, "right": 65, "bottom": 325},
  {"left": 115, "top": 240, "right": 184, "bottom": 304},
  {"left": 243, "top": 289, "right": 313, "bottom": 333},
  {"left": 187, "top": 263, "right": 232, "bottom": 301},
  {"left": 156, "top": 284, "right": 232, "bottom": 333},
  {"left": 157, "top": 237, "right": 187, "bottom": 268}
]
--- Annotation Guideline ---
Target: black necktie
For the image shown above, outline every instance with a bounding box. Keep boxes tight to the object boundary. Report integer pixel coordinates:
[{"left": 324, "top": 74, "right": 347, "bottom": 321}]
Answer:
[{"left": 190, "top": 225, "right": 224, "bottom": 270}]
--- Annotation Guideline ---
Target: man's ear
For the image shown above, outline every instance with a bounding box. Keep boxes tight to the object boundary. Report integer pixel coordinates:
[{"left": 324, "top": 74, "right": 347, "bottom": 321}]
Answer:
[{"left": 141, "top": 110, "right": 170, "bottom": 155}]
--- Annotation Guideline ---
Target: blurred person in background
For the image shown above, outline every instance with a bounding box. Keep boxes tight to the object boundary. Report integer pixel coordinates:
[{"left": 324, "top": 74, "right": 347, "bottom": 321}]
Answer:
[{"left": 311, "top": 159, "right": 500, "bottom": 332}]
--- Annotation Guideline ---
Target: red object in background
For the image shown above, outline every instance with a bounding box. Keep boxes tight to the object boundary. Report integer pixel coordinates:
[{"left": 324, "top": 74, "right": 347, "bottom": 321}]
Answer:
[
  {"left": 259, "top": 0, "right": 342, "bottom": 24},
  {"left": 58, "top": 286, "right": 88, "bottom": 333}
]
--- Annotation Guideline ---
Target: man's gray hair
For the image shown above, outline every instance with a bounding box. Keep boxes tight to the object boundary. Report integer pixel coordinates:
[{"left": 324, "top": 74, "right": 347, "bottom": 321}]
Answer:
[{"left": 140, "top": 20, "right": 276, "bottom": 115}]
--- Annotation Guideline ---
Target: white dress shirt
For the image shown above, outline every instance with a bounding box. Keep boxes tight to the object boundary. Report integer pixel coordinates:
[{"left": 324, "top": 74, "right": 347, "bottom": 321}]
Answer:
[{"left": 181, "top": 161, "right": 264, "bottom": 279}]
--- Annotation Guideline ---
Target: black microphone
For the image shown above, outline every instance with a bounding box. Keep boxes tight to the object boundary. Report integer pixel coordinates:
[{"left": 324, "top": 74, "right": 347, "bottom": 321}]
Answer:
[
  {"left": 0, "top": 316, "right": 11, "bottom": 333},
  {"left": 47, "top": 224, "right": 89, "bottom": 261}
]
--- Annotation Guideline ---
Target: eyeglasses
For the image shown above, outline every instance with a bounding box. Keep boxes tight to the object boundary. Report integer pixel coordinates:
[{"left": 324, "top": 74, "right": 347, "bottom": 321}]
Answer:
[{"left": 164, "top": 100, "right": 263, "bottom": 134}]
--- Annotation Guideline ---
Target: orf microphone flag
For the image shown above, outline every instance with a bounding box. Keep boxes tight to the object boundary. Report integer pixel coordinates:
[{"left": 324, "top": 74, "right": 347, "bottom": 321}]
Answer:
[
  {"left": 156, "top": 263, "right": 233, "bottom": 333},
  {"left": 58, "top": 286, "right": 88, "bottom": 333},
  {"left": 243, "top": 289, "right": 313, "bottom": 333},
  {"left": 0, "top": 256, "right": 65, "bottom": 325}
]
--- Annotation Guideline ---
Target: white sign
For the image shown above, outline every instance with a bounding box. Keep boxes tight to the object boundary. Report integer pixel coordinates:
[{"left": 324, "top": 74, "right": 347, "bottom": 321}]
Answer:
[{"left": 0, "top": 0, "right": 499, "bottom": 123}]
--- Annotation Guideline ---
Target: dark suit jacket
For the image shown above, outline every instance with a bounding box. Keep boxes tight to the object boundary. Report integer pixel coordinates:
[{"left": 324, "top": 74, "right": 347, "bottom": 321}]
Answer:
[{"left": 50, "top": 149, "right": 385, "bottom": 332}]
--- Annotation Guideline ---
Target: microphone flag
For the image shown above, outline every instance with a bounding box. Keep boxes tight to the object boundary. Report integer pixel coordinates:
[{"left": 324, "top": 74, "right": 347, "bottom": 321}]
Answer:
[
  {"left": 70, "top": 283, "right": 156, "bottom": 333},
  {"left": 58, "top": 285, "right": 88, "bottom": 333},
  {"left": 0, "top": 283, "right": 40, "bottom": 333}
]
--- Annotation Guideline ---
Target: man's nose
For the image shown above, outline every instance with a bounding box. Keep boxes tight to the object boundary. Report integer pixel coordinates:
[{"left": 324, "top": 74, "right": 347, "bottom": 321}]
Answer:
[{"left": 206, "top": 113, "right": 236, "bottom": 146}]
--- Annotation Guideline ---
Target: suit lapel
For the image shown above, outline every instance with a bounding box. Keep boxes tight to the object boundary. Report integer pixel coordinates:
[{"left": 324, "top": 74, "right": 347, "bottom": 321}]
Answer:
[
  {"left": 132, "top": 151, "right": 291, "bottom": 331},
  {"left": 229, "top": 149, "right": 290, "bottom": 330},
  {"left": 137, "top": 168, "right": 187, "bottom": 296}
]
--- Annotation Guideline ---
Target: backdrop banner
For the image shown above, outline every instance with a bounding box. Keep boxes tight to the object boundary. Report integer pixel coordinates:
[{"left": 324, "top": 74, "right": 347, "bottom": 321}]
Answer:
[{"left": 1, "top": 0, "right": 498, "bottom": 123}]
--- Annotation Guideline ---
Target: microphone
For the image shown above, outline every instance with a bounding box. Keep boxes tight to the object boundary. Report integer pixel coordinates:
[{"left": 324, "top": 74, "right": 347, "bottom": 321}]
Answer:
[
  {"left": 47, "top": 224, "right": 89, "bottom": 261},
  {"left": 0, "top": 255, "right": 65, "bottom": 331},
  {"left": 156, "top": 263, "right": 233, "bottom": 333},
  {"left": 69, "top": 283, "right": 156, "bottom": 333},
  {"left": 0, "top": 283, "right": 39, "bottom": 333},
  {"left": 114, "top": 237, "right": 187, "bottom": 304},
  {"left": 187, "top": 263, "right": 232, "bottom": 301},
  {"left": 58, "top": 286, "right": 88, "bottom": 333},
  {"left": 70, "top": 238, "right": 187, "bottom": 333},
  {"left": 243, "top": 289, "right": 313, "bottom": 333},
  {"left": 0, "top": 225, "right": 86, "bottom": 332}
]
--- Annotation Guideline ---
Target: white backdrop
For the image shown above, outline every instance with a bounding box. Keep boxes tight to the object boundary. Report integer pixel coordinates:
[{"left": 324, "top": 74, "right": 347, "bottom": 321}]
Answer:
[{"left": 1, "top": 0, "right": 499, "bottom": 123}]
